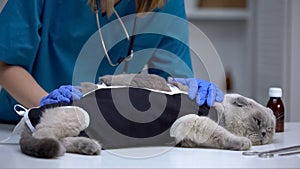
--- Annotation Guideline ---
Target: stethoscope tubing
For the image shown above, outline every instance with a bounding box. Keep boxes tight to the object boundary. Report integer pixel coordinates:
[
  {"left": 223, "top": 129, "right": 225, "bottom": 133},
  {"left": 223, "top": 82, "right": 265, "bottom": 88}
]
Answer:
[{"left": 95, "top": 0, "right": 134, "bottom": 68}]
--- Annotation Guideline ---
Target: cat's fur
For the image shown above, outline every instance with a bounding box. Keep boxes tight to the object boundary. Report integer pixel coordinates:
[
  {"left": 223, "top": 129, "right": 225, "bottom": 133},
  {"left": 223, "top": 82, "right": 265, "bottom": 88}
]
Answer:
[
  {"left": 19, "top": 73, "right": 275, "bottom": 158},
  {"left": 20, "top": 106, "right": 101, "bottom": 158},
  {"left": 170, "top": 94, "right": 275, "bottom": 150}
]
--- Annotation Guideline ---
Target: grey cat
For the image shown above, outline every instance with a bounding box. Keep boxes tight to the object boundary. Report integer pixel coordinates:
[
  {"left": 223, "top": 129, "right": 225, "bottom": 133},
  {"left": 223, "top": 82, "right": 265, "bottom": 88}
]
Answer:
[
  {"left": 98, "top": 74, "right": 276, "bottom": 150},
  {"left": 19, "top": 73, "right": 275, "bottom": 158}
]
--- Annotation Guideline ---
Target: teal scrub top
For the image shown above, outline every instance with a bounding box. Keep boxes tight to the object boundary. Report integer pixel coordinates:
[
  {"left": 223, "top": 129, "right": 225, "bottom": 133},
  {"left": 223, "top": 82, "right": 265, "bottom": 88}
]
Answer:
[{"left": 0, "top": 0, "right": 193, "bottom": 122}]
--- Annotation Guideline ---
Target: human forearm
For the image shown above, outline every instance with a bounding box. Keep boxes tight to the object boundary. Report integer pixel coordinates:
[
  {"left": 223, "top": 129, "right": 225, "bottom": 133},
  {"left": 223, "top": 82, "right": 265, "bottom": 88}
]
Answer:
[{"left": 0, "top": 61, "right": 48, "bottom": 108}]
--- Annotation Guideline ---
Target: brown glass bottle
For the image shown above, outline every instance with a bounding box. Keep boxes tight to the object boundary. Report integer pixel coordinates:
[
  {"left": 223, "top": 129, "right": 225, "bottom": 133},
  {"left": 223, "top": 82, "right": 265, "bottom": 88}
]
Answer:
[{"left": 266, "top": 88, "right": 285, "bottom": 132}]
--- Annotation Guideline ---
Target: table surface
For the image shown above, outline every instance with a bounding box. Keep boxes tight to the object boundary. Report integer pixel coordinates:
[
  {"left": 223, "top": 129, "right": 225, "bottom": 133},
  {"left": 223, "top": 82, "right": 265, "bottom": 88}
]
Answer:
[{"left": 0, "top": 122, "right": 300, "bottom": 168}]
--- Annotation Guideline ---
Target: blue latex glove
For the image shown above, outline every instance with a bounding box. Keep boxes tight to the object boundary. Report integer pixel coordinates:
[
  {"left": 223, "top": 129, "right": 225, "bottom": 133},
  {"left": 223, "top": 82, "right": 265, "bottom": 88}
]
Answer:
[
  {"left": 39, "top": 85, "right": 83, "bottom": 106},
  {"left": 173, "top": 78, "right": 224, "bottom": 107}
]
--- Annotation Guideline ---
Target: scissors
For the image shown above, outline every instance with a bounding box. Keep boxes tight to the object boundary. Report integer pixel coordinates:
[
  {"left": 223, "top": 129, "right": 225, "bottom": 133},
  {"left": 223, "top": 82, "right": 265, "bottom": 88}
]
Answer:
[{"left": 242, "top": 145, "right": 300, "bottom": 158}]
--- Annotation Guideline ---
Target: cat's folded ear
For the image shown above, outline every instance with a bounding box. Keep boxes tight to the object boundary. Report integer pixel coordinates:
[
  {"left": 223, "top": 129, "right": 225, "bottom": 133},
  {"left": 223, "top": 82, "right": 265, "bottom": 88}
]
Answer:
[{"left": 232, "top": 96, "right": 252, "bottom": 107}]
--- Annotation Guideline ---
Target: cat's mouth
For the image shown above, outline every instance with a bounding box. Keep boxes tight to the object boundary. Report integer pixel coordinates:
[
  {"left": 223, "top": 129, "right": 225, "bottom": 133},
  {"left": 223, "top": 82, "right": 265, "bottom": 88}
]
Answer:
[
  {"left": 248, "top": 132, "right": 272, "bottom": 145},
  {"left": 251, "top": 138, "right": 271, "bottom": 145},
  {"left": 251, "top": 140, "right": 263, "bottom": 145}
]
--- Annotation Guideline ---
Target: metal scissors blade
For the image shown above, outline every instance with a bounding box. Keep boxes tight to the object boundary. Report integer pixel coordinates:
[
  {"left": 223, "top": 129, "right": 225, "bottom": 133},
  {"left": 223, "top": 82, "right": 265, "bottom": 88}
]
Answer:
[
  {"left": 242, "top": 145, "right": 300, "bottom": 158},
  {"left": 278, "top": 150, "right": 300, "bottom": 156}
]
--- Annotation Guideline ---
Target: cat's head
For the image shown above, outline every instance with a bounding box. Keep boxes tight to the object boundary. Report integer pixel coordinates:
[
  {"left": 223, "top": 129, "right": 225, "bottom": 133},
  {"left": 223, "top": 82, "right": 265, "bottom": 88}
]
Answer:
[{"left": 218, "top": 94, "right": 276, "bottom": 145}]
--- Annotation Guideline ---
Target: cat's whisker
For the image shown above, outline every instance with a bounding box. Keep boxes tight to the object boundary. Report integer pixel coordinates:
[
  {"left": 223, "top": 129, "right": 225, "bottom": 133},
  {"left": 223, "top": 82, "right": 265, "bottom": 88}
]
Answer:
[{"left": 275, "top": 114, "right": 285, "bottom": 120}]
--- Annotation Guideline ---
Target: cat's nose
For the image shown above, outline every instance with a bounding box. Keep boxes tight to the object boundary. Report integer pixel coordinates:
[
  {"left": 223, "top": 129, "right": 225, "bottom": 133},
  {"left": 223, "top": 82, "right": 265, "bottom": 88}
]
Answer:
[{"left": 260, "top": 128, "right": 267, "bottom": 138}]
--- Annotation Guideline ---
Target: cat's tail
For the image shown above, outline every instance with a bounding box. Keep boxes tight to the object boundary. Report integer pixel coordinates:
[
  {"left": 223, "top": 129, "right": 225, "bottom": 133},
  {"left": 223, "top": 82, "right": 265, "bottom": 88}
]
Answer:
[{"left": 19, "top": 125, "right": 66, "bottom": 158}]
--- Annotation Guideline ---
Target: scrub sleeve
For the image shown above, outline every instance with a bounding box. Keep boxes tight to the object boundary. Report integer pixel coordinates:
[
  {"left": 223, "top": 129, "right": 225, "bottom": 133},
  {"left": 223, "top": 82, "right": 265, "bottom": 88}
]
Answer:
[
  {"left": 0, "top": 0, "right": 43, "bottom": 122},
  {"left": 0, "top": 0, "right": 97, "bottom": 122}
]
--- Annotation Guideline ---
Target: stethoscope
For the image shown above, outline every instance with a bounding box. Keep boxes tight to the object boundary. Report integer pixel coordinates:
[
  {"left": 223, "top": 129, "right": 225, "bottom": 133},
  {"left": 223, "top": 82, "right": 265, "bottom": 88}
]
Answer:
[{"left": 95, "top": 0, "right": 135, "bottom": 73}]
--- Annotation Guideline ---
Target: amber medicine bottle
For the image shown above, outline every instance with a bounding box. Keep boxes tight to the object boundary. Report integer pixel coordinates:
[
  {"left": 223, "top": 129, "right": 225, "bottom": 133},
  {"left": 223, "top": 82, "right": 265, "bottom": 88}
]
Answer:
[{"left": 267, "top": 87, "right": 285, "bottom": 132}]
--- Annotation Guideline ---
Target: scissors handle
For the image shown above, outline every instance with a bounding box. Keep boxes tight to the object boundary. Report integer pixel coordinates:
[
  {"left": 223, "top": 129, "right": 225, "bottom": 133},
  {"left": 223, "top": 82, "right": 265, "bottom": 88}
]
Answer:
[{"left": 242, "top": 151, "right": 260, "bottom": 156}]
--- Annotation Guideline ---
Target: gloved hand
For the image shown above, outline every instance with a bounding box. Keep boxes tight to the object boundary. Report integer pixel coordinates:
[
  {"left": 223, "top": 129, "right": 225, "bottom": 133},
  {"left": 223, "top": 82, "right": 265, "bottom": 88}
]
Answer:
[
  {"left": 39, "top": 85, "right": 83, "bottom": 106},
  {"left": 173, "top": 78, "right": 224, "bottom": 107}
]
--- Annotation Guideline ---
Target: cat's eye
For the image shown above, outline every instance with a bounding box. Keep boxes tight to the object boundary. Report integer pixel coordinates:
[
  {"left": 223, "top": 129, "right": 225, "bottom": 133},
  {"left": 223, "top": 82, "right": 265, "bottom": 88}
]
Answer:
[
  {"left": 266, "top": 127, "right": 273, "bottom": 133},
  {"left": 253, "top": 117, "right": 261, "bottom": 126}
]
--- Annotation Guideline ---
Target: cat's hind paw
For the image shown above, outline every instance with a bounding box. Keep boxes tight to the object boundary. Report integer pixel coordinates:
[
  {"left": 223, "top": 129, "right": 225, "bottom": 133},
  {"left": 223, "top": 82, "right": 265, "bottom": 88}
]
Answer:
[
  {"left": 170, "top": 114, "right": 199, "bottom": 143},
  {"left": 77, "top": 139, "right": 101, "bottom": 155},
  {"left": 61, "top": 137, "right": 101, "bottom": 155}
]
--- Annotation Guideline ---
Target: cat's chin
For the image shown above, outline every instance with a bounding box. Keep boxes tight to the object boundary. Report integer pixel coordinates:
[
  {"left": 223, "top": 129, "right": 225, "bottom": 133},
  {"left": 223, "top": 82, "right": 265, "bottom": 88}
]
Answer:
[{"left": 250, "top": 138, "right": 271, "bottom": 146}]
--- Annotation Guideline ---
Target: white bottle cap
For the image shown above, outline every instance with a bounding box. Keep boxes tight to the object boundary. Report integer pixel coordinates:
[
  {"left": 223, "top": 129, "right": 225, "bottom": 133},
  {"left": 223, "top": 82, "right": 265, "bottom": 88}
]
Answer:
[{"left": 269, "top": 87, "right": 282, "bottom": 97}]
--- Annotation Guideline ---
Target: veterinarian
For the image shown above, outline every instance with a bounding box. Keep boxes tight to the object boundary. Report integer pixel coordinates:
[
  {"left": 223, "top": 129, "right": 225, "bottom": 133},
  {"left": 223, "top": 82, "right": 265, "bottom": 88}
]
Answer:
[{"left": 0, "top": 0, "right": 224, "bottom": 123}]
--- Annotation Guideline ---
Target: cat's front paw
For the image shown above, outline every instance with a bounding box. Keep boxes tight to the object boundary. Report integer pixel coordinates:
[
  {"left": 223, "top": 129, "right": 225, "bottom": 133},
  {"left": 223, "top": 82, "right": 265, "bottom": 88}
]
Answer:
[{"left": 234, "top": 137, "right": 252, "bottom": 150}]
